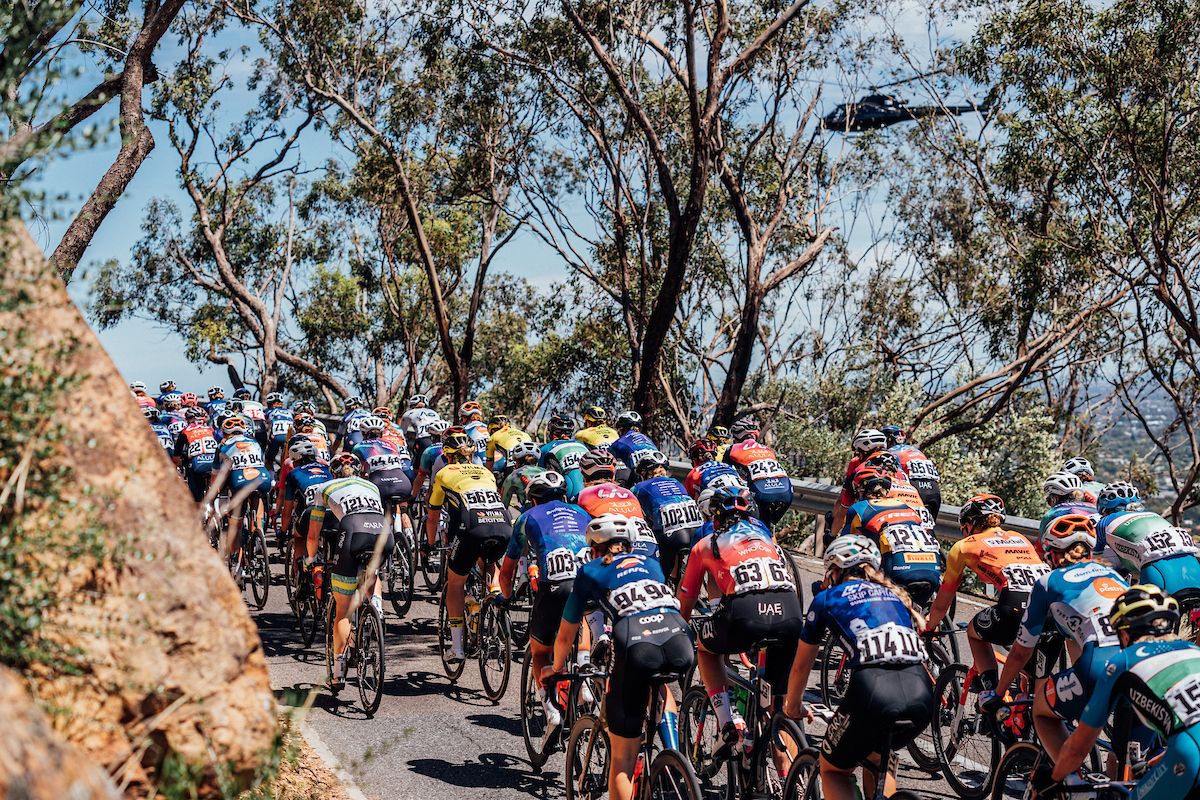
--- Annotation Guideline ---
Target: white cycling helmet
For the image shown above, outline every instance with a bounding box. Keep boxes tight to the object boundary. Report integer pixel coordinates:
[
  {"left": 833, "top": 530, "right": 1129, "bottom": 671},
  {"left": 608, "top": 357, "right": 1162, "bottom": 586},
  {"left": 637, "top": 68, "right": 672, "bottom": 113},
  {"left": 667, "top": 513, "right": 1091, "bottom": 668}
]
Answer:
[
  {"left": 1043, "top": 471, "right": 1084, "bottom": 500},
  {"left": 409, "top": 393, "right": 429, "bottom": 407},
  {"left": 824, "top": 534, "right": 882, "bottom": 572},
  {"left": 427, "top": 419, "right": 450, "bottom": 436},
  {"left": 1041, "top": 513, "right": 1097, "bottom": 553},
  {"left": 852, "top": 428, "right": 887, "bottom": 455},
  {"left": 130, "top": 381, "right": 147, "bottom": 392},
  {"left": 636, "top": 450, "right": 669, "bottom": 474},
  {"left": 289, "top": 438, "right": 317, "bottom": 461},
  {"left": 360, "top": 415, "right": 388, "bottom": 435},
  {"left": 1061, "top": 457, "right": 1095, "bottom": 479},
  {"left": 586, "top": 513, "right": 637, "bottom": 547},
  {"left": 526, "top": 471, "right": 567, "bottom": 502},
  {"left": 696, "top": 488, "right": 717, "bottom": 518},
  {"left": 509, "top": 441, "right": 541, "bottom": 463}
]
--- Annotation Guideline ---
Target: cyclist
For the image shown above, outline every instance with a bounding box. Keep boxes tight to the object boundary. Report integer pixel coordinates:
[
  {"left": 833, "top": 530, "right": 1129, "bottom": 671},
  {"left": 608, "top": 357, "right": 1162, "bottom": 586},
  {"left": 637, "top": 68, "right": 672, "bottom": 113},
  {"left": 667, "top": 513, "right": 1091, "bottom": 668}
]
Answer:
[
  {"left": 1049, "top": 585, "right": 1200, "bottom": 799},
  {"left": 632, "top": 450, "right": 702, "bottom": 580},
  {"left": 215, "top": 416, "right": 273, "bottom": 570},
  {"left": 1039, "top": 470, "right": 1099, "bottom": 542},
  {"left": 411, "top": 419, "right": 451, "bottom": 499},
  {"left": 290, "top": 415, "right": 331, "bottom": 461},
  {"left": 831, "top": 428, "right": 889, "bottom": 542},
  {"left": 351, "top": 415, "right": 414, "bottom": 514},
  {"left": 156, "top": 379, "right": 181, "bottom": 407},
  {"left": 540, "top": 413, "right": 588, "bottom": 501},
  {"left": 485, "top": 414, "right": 533, "bottom": 476},
  {"left": 304, "top": 452, "right": 391, "bottom": 688},
  {"left": 839, "top": 467, "right": 941, "bottom": 609},
  {"left": 180, "top": 391, "right": 200, "bottom": 409},
  {"left": 500, "top": 441, "right": 546, "bottom": 509},
  {"left": 290, "top": 400, "right": 325, "bottom": 433},
  {"left": 160, "top": 394, "right": 188, "bottom": 439},
  {"left": 783, "top": 534, "right": 934, "bottom": 800},
  {"left": 372, "top": 406, "right": 408, "bottom": 453},
  {"left": 498, "top": 471, "right": 591, "bottom": 728},
  {"left": 609, "top": 410, "right": 658, "bottom": 482},
  {"left": 576, "top": 450, "right": 647, "bottom": 523},
  {"left": 1062, "top": 456, "right": 1105, "bottom": 504},
  {"left": 145, "top": 407, "right": 175, "bottom": 456},
  {"left": 173, "top": 407, "right": 219, "bottom": 502},
  {"left": 983, "top": 514, "right": 1128, "bottom": 765},
  {"left": 335, "top": 396, "right": 370, "bottom": 452},
  {"left": 857, "top": 451, "right": 935, "bottom": 529},
  {"left": 723, "top": 418, "right": 793, "bottom": 527},
  {"left": 264, "top": 392, "right": 293, "bottom": 471},
  {"left": 683, "top": 438, "right": 749, "bottom": 498},
  {"left": 1095, "top": 482, "right": 1200, "bottom": 610},
  {"left": 426, "top": 427, "right": 513, "bottom": 665},
  {"left": 574, "top": 405, "right": 618, "bottom": 450},
  {"left": 279, "top": 438, "right": 333, "bottom": 573},
  {"left": 678, "top": 486, "right": 801, "bottom": 755},
  {"left": 546, "top": 514, "right": 694, "bottom": 800},
  {"left": 205, "top": 386, "right": 227, "bottom": 420},
  {"left": 705, "top": 424, "right": 732, "bottom": 460},
  {"left": 400, "top": 394, "right": 439, "bottom": 457},
  {"left": 232, "top": 388, "right": 268, "bottom": 449},
  {"left": 460, "top": 400, "right": 490, "bottom": 464},
  {"left": 131, "top": 381, "right": 157, "bottom": 410},
  {"left": 924, "top": 494, "right": 1049, "bottom": 693},
  {"left": 880, "top": 426, "right": 942, "bottom": 519}
]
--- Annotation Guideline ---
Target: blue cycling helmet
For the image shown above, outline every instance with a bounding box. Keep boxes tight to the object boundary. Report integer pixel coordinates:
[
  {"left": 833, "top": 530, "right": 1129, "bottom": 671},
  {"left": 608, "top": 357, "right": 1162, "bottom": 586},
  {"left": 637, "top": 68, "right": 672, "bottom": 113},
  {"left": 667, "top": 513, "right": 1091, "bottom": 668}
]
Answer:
[
  {"left": 1097, "top": 481, "right": 1142, "bottom": 515},
  {"left": 880, "top": 425, "right": 905, "bottom": 446}
]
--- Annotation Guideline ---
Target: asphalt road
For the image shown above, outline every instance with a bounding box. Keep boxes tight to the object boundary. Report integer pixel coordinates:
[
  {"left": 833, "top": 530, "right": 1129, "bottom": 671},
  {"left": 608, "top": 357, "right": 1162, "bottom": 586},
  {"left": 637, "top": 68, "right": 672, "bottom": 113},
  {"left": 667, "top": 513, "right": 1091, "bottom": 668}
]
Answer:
[{"left": 254, "top": 549, "right": 986, "bottom": 800}]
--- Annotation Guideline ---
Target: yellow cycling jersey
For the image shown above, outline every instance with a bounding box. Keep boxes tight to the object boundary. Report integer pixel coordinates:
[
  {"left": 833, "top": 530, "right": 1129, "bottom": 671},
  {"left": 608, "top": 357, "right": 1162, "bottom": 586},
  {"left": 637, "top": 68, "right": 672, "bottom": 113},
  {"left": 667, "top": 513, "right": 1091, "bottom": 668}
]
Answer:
[
  {"left": 485, "top": 426, "right": 533, "bottom": 462},
  {"left": 575, "top": 425, "right": 618, "bottom": 448},
  {"left": 428, "top": 462, "right": 510, "bottom": 536}
]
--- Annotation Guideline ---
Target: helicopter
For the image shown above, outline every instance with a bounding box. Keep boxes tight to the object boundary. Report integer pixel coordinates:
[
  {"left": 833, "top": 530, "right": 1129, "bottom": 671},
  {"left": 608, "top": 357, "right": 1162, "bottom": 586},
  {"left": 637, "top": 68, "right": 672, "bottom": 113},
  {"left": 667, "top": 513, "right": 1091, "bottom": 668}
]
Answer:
[{"left": 820, "top": 71, "right": 982, "bottom": 132}]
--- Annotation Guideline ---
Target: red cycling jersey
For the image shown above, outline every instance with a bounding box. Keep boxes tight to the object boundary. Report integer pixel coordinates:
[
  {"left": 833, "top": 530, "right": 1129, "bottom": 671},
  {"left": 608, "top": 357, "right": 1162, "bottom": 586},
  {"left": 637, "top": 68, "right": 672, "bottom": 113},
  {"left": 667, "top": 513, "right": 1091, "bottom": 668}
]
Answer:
[{"left": 679, "top": 521, "right": 792, "bottom": 598}]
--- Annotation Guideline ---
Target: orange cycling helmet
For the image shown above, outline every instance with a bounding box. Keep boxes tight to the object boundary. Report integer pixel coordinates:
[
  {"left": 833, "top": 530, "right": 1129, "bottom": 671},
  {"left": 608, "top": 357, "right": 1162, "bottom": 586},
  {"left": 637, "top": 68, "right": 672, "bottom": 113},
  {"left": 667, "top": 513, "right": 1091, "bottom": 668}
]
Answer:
[
  {"left": 1042, "top": 513, "right": 1097, "bottom": 552},
  {"left": 459, "top": 401, "right": 482, "bottom": 421},
  {"left": 373, "top": 406, "right": 393, "bottom": 420},
  {"left": 852, "top": 466, "right": 892, "bottom": 497}
]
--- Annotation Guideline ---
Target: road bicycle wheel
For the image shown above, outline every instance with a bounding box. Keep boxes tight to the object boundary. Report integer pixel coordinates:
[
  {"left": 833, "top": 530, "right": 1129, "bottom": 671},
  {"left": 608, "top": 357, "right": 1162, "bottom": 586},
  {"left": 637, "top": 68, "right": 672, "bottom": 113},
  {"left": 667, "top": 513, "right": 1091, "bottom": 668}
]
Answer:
[
  {"left": 248, "top": 530, "right": 271, "bottom": 610},
  {"left": 299, "top": 573, "right": 323, "bottom": 647},
  {"left": 991, "top": 741, "right": 1040, "bottom": 800},
  {"left": 908, "top": 639, "right": 953, "bottom": 772},
  {"left": 437, "top": 594, "right": 466, "bottom": 681},
  {"left": 323, "top": 597, "right": 339, "bottom": 694},
  {"left": 420, "top": 543, "right": 442, "bottom": 593},
  {"left": 356, "top": 602, "right": 386, "bottom": 716},
  {"left": 508, "top": 578, "right": 533, "bottom": 650},
  {"left": 781, "top": 748, "right": 821, "bottom": 800},
  {"left": 679, "top": 686, "right": 733, "bottom": 799},
  {"left": 818, "top": 634, "right": 852, "bottom": 706},
  {"left": 648, "top": 747, "right": 703, "bottom": 800},
  {"left": 478, "top": 601, "right": 512, "bottom": 702},
  {"left": 386, "top": 536, "right": 415, "bottom": 620},
  {"left": 564, "top": 714, "right": 609, "bottom": 800},
  {"left": 520, "top": 648, "right": 555, "bottom": 771},
  {"left": 934, "top": 664, "right": 998, "bottom": 800},
  {"left": 763, "top": 714, "right": 810, "bottom": 798},
  {"left": 284, "top": 537, "right": 296, "bottom": 610}
]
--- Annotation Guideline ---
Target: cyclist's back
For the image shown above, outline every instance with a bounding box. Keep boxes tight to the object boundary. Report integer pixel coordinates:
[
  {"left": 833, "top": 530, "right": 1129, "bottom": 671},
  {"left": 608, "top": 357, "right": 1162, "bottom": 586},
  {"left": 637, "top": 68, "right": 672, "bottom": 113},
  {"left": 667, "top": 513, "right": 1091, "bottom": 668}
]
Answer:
[{"left": 722, "top": 419, "right": 793, "bottom": 526}]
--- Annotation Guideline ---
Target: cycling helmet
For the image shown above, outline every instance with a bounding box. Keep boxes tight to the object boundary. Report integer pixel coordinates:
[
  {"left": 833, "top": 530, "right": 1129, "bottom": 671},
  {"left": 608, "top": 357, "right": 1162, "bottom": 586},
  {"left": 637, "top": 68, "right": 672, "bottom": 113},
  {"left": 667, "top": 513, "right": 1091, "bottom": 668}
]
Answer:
[
  {"left": 705, "top": 425, "right": 731, "bottom": 443},
  {"left": 214, "top": 412, "right": 231, "bottom": 430},
  {"left": 615, "top": 410, "right": 642, "bottom": 432},
  {"left": 373, "top": 406, "right": 393, "bottom": 420},
  {"left": 710, "top": 485, "right": 753, "bottom": 519},
  {"left": 688, "top": 438, "right": 718, "bottom": 465},
  {"left": 959, "top": 493, "right": 1006, "bottom": 528},
  {"left": 427, "top": 419, "right": 451, "bottom": 437},
  {"left": 852, "top": 466, "right": 892, "bottom": 497},
  {"left": 233, "top": 387, "right": 252, "bottom": 400},
  {"left": 585, "top": 514, "right": 636, "bottom": 547},
  {"left": 294, "top": 414, "right": 317, "bottom": 431},
  {"left": 1098, "top": 482, "right": 1142, "bottom": 515},
  {"left": 851, "top": 428, "right": 887, "bottom": 455},
  {"left": 222, "top": 416, "right": 248, "bottom": 435},
  {"left": 409, "top": 394, "right": 429, "bottom": 407},
  {"left": 159, "top": 380, "right": 177, "bottom": 392},
  {"left": 880, "top": 425, "right": 905, "bottom": 446},
  {"left": 824, "top": 534, "right": 882, "bottom": 572},
  {"left": 331, "top": 452, "right": 360, "bottom": 475},
  {"left": 161, "top": 396, "right": 182, "bottom": 410},
  {"left": 344, "top": 395, "right": 364, "bottom": 410},
  {"left": 487, "top": 414, "right": 510, "bottom": 434},
  {"left": 863, "top": 451, "right": 901, "bottom": 474},
  {"left": 579, "top": 449, "right": 617, "bottom": 481},
  {"left": 207, "top": 386, "right": 225, "bottom": 399},
  {"left": 1061, "top": 457, "right": 1095, "bottom": 480},
  {"left": 443, "top": 428, "right": 474, "bottom": 459},
  {"left": 581, "top": 405, "right": 607, "bottom": 426},
  {"left": 360, "top": 415, "right": 388, "bottom": 436},
  {"left": 1041, "top": 513, "right": 1097, "bottom": 552},
  {"left": 130, "top": 381, "right": 148, "bottom": 392},
  {"left": 265, "top": 392, "right": 284, "bottom": 405},
  {"left": 180, "top": 392, "right": 199, "bottom": 406},
  {"left": 636, "top": 450, "right": 669, "bottom": 475},
  {"left": 509, "top": 441, "right": 540, "bottom": 463},
  {"left": 184, "top": 406, "right": 207, "bottom": 423},
  {"left": 548, "top": 413, "right": 575, "bottom": 439},
  {"left": 696, "top": 488, "right": 717, "bottom": 518},
  {"left": 1043, "top": 471, "right": 1084, "bottom": 502},
  {"left": 459, "top": 401, "right": 482, "bottom": 421},
  {"left": 730, "top": 418, "right": 760, "bottom": 441},
  {"left": 289, "top": 438, "right": 317, "bottom": 462},
  {"left": 1108, "top": 584, "right": 1180, "bottom": 637},
  {"left": 142, "top": 407, "right": 158, "bottom": 420},
  {"left": 526, "top": 471, "right": 568, "bottom": 502}
]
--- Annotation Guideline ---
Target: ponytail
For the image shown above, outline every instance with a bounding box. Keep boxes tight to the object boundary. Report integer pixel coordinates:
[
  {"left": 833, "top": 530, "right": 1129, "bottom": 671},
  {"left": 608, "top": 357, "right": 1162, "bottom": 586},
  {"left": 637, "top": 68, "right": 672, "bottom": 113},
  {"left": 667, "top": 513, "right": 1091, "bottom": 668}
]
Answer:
[
  {"left": 983, "top": 512, "right": 1005, "bottom": 528},
  {"left": 601, "top": 540, "right": 632, "bottom": 565},
  {"left": 860, "top": 564, "right": 928, "bottom": 631}
]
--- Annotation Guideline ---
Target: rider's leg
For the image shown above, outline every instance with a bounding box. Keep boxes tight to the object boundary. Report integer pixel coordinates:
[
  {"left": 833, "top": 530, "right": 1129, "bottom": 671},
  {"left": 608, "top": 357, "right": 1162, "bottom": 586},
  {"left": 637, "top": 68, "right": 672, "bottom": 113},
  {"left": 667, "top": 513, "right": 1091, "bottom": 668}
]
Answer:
[
  {"left": 445, "top": 568, "right": 468, "bottom": 656},
  {"left": 696, "top": 641, "right": 733, "bottom": 725},
  {"left": 1033, "top": 676, "right": 1070, "bottom": 763},
  {"left": 966, "top": 620, "right": 998, "bottom": 686},
  {"left": 818, "top": 756, "right": 858, "bottom": 800},
  {"left": 606, "top": 733, "right": 640, "bottom": 800}
]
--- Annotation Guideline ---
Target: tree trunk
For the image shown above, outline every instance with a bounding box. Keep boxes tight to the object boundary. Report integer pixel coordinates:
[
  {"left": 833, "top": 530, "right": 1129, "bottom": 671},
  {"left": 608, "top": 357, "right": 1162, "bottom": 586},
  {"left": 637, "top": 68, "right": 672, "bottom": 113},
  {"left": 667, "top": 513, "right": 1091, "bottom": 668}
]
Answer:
[{"left": 713, "top": 281, "right": 764, "bottom": 427}]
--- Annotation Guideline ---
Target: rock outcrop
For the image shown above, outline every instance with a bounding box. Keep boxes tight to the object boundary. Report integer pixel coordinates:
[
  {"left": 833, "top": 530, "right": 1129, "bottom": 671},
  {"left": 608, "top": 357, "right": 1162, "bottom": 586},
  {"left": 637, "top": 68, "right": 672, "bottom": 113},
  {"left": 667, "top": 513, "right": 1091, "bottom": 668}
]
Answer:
[{"left": 0, "top": 220, "right": 277, "bottom": 796}]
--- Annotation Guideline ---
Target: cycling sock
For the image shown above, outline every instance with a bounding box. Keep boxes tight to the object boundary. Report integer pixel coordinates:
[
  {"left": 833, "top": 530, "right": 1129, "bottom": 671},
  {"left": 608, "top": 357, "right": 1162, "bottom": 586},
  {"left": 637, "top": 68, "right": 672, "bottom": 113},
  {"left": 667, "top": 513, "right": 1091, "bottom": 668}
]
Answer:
[
  {"left": 576, "top": 650, "right": 591, "bottom": 667},
  {"left": 710, "top": 688, "right": 733, "bottom": 727},
  {"left": 449, "top": 618, "right": 464, "bottom": 651},
  {"left": 658, "top": 711, "right": 679, "bottom": 751}
]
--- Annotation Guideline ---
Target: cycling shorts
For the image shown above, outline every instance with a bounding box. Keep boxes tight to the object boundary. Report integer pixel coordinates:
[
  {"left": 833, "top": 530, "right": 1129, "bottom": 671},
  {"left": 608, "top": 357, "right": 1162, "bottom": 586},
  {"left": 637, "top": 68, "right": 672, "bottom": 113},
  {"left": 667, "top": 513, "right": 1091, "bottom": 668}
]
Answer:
[
  {"left": 185, "top": 470, "right": 209, "bottom": 503},
  {"left": 887, "top": 570, "right": 939, "bottom": 610},
  {"left": 605, "top": 610, "right": 694, "bottom": 739},
  {"left": 654, "top": 527, "right": 693, "bottom": 579},
  {"left": 231, "top": 472, "right": 273, "bottom": 497},
  {"left": 1142, "top": 555, "right": 1200, "bottom": 599},
  {"left": 910, "top": 479, "right": 941, "bottom": 519},
  {"left": 822, "top": 663, "right": 934, "bottom": 770},
  {"left": 368, "top": 470, "right": 412, "bottom": 504},
  {"left": 447, "top": 527, "right": 511, "bottom": 577},
  {"left": 1135, "top": 728, "right": 1200, "bottom": 800},
  {"left": 330, "top": 513, "right": 392, "bottom": 594},
  {"left": 755, "top": 497, "right": 792, "bottom": 527},
  {"left": 971, "top": 589, "right": 1031, "bottom": 648},
  {"left": 698, "top": 590, "right": 803, "bottom": 693},
  {"left": 1042, "top": 643, "right": 1121, "bottom": 722},
  {"left": 530, "top": 580, "right": 573, "bottom": 646}
]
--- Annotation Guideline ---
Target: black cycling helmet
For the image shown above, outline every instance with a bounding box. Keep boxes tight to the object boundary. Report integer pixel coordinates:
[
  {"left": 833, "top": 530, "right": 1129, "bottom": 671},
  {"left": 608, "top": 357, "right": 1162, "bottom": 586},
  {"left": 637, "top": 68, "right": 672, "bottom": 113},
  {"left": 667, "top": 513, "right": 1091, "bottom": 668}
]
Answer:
[
  {"left": 579, "top": 449, "right": 617, "bottom": 481},
  {"left": 548, "top": 413, "right": 575, "bottom": 439},
  {"left": 233, "top": 387, "right": 252, "bottom": 400},
  {"left": 730, "top": 417, "right": 760, "bottom": 442},
  {"left": 959, "top": 493, "right": 1006, "bottom": 528},
  {"left": 1109, "top": 584, "right": 1180, "bottom": 638}
]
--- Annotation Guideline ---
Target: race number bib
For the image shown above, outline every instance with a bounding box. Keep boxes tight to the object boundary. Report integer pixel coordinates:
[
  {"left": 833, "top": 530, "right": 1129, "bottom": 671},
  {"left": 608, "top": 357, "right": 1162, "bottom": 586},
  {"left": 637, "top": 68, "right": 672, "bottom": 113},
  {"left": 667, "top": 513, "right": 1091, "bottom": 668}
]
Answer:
[
  {"left": 187, "top": 437, "right": 216, "bottom": 457},
  {"left": 609, "top": 579, "right": 679, "bottom": 616},
  {"left": 1166, "top": 674, "right": 1200, "bottom": 728},
  {"left": 1144, "top": 528, "right": 1198, "bottom": 559},
  {"left": 856, "top": 622, "right": 924, "bottom": 665},
  {"left": 168, "top": 419, "right": 187, "bottom": 435},
  {"left": 304, "top": 485, "right": 323, "bottom": 505},
  {"left": 747, "top": 458, "right": 787, "bottom": 481},
  {"left": 463, "top": 488, "right": 504, "bottom": 511},
  {"left": 629, "top": 449, "right": 658, "bottom": 467},
  {"left": 730, "top": 554, "right": 794, "bottom": 593},
  {"left": 544, "top": 547, "right": 581, "bottom": 582},
  {"left": 707, "top": 473, "right": 744, "bottom": 491},
  {"left": 660, "top": 500, "right": 702, "bottom": 536},
  {"left": 367, "top": 453, "right": 405, "bottom": 473},
  {"left": 157, "top": 432, "right": 173, "bottom": 449},
  {"left": 1002, "top": 563, "right": 1047, "bottom": 591},
  {"left": 271, "top": 419, "right": 291, "bottom": 437},
  {"left": 230, "top": 449, "right": 264, "bottom": 470},
  {"left": 339, "top": 492, "right": 384, "bottom": 515},
  {"left": 905, "top": 459, "right": 939, "bottom": 481},
  {"left": 556, "top": 449, "right": 583, "bottom": 471},
  {"left": 882, "top": 523, "right": 939, "bottom": 554}
]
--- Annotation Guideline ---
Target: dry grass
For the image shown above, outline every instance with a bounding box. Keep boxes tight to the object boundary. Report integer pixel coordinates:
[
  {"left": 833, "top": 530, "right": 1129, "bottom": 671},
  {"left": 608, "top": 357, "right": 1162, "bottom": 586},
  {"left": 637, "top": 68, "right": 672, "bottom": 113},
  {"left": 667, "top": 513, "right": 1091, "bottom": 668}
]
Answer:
[{"left": 243, "top": 716, "right": 351, "bottom": 800}]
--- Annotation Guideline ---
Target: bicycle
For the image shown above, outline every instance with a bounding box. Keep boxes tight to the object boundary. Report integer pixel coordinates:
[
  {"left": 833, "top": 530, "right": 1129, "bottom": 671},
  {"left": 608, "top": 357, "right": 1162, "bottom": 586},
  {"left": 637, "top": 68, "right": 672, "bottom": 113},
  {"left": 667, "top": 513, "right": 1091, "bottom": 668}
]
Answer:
[
  {"left": 477, "top": 591, "right": 513, "bottom": 702},
  {"left": 520, "top": 636, "right": 604, "bottom": 771},
  {"left": 323, "top": 550, "right": 387, "bottom": 717},
  {"left": 382, "top": 497, "right": 415, "bottom": 619},
  {"left": 782, "top": 714, "right": 927, "bottom": 800},
  {"left": 563, "top": 668, "right": 703, "bottom": 800},
  {"left": 420, "top": 512, "right": 449, "bottom": 594},
  {"left": 991, "top": 740, "right": 1116, "bottom": 800},
  {"left": 681, "top": 642, "right": 810, "bottom": 800},
  {"left": 437, "top": 560, "right": 482, "bottom": 682}
]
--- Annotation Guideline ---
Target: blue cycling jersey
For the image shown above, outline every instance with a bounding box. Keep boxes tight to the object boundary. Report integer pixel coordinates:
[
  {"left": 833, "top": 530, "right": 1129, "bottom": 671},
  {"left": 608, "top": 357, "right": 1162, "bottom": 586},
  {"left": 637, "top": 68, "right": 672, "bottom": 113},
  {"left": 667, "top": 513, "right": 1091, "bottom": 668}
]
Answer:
[
  {"left": 285, "top": 461, "right": 334, "bottom": 505},
  {"left": 1016, "top": 560, "right": 1128, "bottom": 649},
  {"left": 419, "top": 442, "right": 443, "bottom": 475},
  {"left": 204, "top": 399, "right": 228, "bottom": 420},
  {"left": 800, "top": 579, "right": 925, "bottom": 668},
  {"left": 610, "top": 431, "right": 659, "bottom": 472},
  {"left": 539, "top": 439, "right": 588, "bottom": 500},
  {"left": 506, "top": 501, "right": 590, "bottom": 582},
  {"left": 633, "top": 476, "right": 703, "bottom": 539},
  {"left": 150, "top": 422, "right": 174, "bottom": 455},
  {"left": 265, "top": 407, "right": 294, "bottom": 443},
  {"left": 564, "top": 552, "right": 679, "bottom": 625},
  {"left": 218, "top": 434, "right": 272, "bottom": 491}
]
